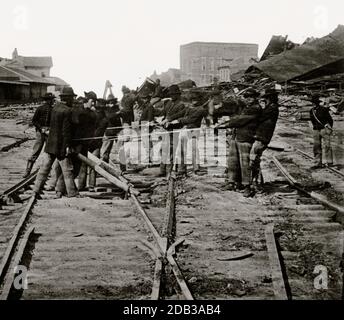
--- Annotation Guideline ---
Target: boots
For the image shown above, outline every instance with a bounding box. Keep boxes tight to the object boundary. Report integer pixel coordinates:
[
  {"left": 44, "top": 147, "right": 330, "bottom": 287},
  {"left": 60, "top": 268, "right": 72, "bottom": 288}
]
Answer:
[{"left": 23, "top": 160, "right": 34, "bottom": 178}]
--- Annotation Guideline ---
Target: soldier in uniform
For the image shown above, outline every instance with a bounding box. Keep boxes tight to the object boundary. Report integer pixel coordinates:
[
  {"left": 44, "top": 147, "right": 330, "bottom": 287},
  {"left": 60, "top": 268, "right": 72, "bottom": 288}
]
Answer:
[
  {"left": 23, "top": 93, "right": 55, "bottom": 178},
  {"left": 33, "top": 87, "right": 79, "bottom": 198},
  {"left": 309, "top": 93, "right": 334, "bottom": 169},
  {"left": 250, "top": 88, "right": 279, "bottom": 188},
  {"left": 218, "top": 88, "right": 261, "bottom": 197},
  {"left": 100, "top": 94, "right": 122, "bottom": 164},
  {"left": 158, "top": 85, "right": 186, "bottom": 176}
]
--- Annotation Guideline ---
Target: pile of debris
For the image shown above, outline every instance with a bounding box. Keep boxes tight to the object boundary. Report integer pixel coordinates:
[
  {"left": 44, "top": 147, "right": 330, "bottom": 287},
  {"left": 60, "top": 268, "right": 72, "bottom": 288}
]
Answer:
[{"left": 171, "top": 24, "right": 344, "bottom": 117}]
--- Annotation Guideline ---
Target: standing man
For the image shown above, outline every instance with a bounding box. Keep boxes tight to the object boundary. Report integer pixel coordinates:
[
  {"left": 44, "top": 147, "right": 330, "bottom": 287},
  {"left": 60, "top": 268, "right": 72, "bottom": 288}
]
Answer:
[
  {"left": 218, "top": 88, "right": 261, "bottom": 197},
  {"left": 33, "top": 87, "right": 79, "bottom": 198},
  {"left": 101, "top": 94, "right": 122, "bottom": 163},
  {"left": 119, "top": 85, "right": 135, "bottom": 126},
  {"left": 171, "top": 99, "right": 209, "bottom": 175},
  {"left": 309, "top": 93, "right": 334, "bottom": 169},
  {"left": 140, "top": 93, "right": 155, "bottom": 165},
  {"left": 159, "top": 85, "right": 186, "bottom": 176},
  {"left": 87, "top": 98, "right": 108, "bottom": 191},
  {"left": 152, "top": 78, "right": 163, "bottom": 99},
  {"left": 72, "top": 91, "right": 97, "bottom": 190},
  {"left": 250, "top": 88, "right": 279, "bottom": 187},
  {"left": 116, "top": 86, "right": 136, "bottom": 171},
  {"left": 23, "top": 93, "right": 55, "bottom": 178}
]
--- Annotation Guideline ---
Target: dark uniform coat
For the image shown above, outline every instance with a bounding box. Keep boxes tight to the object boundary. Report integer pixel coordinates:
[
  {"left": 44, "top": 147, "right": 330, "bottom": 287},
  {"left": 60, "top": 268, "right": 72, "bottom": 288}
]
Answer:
[
  {"left": 179, "top": 106, "right": 208, "bottom": 128},
  {"left": 32, "top": 103, "right": 52, "bottom": 131},
  {"left": 104, "top": 107, "right": 122, "bottom": 137},
  {"left": 310, "top": 105, "right": 333, "bottom": 130},
  {"left": 224, "top": 104, "right": 261, "bottom": 143},
  {"left": 44, "top": 102, "right": 72, "bottom": 160},
  {"left": 255, "top": 103, "right": 279, "bottom": 145},
  {"left": 120, "top": 93, "right": 136, "bottom": 125},
  {"left": 161, "top": 99, "right": 186, "bottom": 122}
]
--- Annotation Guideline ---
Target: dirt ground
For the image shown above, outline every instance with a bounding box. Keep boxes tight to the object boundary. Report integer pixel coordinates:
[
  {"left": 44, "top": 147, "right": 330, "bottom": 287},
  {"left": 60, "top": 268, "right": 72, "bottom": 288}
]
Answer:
[
  {"left": 21, "top": 195, "right": 156, "bottom": 299},
  {"left": 1, "top": 105, "right": 343, "bottom": 300},
  {"left": 174, "top": 174, "right": 275, "bottom": 299}
]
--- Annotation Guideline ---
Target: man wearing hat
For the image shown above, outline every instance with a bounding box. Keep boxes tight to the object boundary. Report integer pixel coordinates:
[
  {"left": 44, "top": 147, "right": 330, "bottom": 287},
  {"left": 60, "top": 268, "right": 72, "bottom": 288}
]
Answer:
[
  {"left": 309, "top": 92, "right": 334, "bottom": 169},
  {"left": 171, "top": 99, "right": 209, "bottom": 175},
  {"left": 158, "top": 84, "right": 187, "bottom": 176},
  {"left": 33, "top": 86, "right": 79, "bottom": 198},
  {"left": 71, "top": 91, "right": 97, "bottom": 190},
  {"left": 139, "top": 93, "right": 156, "bottom": 165},
  {"left": 100, "top": 94, "right": 122, "bottom": 164},
  {"left": 217, "top": 88, "right": 261, "bottom": 197},
  {"left": 250, "top": 88, "right": 280, "bottom": 187},
  {"left": 23, "top": 92, "right": 55, "bottom": 178},
  {"left": 119, "top": 85, "right": 136, "bottom": 125}
]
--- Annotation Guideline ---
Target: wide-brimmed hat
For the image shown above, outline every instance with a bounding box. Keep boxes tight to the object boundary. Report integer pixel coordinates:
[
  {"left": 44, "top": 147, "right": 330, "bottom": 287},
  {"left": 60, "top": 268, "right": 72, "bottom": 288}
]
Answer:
[
  {"left": 84, "top": 91, "right": 97, "bottom": 100},
  {"left": 42, "top": 92, "right": 55, "bottom": 100},
  {"left": 106, "top": 93, "right": 118, "bottom": 103},
  {"left": 60, "top": 86, "right": 77, "bottom": 97},
  {"left": 310, "top": 92, "right": 321, "bottom": 104}
]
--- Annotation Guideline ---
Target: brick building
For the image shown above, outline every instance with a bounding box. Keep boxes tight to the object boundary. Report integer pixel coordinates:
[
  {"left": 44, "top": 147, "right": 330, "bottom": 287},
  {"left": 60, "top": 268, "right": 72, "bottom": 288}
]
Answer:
[{"left": 180, "top": 42, "right": 258, "bottom": 86}]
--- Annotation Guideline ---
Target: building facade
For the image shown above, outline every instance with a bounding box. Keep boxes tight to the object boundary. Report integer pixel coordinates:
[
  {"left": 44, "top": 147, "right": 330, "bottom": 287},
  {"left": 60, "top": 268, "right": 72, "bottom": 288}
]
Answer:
[
  {"left": 150, "top": 68, "right": 188, "bottom": 87},
  {"left": 0, "top": 49, "right": 68, "bottom": 103},
  {"left": 180, "top": 42, "right": 258, "bottom": 86}
]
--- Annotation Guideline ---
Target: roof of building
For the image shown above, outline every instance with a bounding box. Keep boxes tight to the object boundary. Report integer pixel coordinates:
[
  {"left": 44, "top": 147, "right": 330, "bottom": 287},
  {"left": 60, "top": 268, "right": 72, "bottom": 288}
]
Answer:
[
  {"left": 0, "top": 65, "right": 54, "bottom": 85},
  {"left": 0, "top": 79, "right": 29, "bottom": 86},
  {"left": 22, "top": 56, "right": 53, "bottom": 68},
  {"left": 45, "top": 76, "right": 69, "bottom": 86},
  {"left": 246, "top": 25, "right": 344, "bottom": 81},
  {"left": 260, "top": 35, "right": 298, "bottom": 61},
  {"left": 181, "top": 41, "right": 258, "bottom": 47}
]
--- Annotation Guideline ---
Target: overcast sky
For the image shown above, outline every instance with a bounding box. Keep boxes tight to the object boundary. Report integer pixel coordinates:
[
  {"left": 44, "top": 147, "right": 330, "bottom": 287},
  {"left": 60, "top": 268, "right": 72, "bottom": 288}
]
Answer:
[{"left": 0, "top": 0, "right": 343, "bottom": 97}]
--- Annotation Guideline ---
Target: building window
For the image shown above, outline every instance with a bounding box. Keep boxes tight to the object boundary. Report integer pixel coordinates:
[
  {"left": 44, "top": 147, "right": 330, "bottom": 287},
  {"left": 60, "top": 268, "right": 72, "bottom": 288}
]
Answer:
[
  {"left": 210, "top": 58, "right": 215, "bottom": 72},
  {"left": 201, "top": 57, "right": 206, "bottom": 71}
]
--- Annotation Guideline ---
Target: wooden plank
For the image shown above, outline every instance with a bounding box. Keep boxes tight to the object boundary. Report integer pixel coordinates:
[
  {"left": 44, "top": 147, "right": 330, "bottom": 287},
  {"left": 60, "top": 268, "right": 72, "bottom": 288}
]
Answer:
[
  {"left": 166, "top": 246, "right": 194, "bottom": 300},
  {"left": 0, "top": 137, "right": 29, "bottom": 152},
  {"left": 271, "top": 156, "right": 298, "bottom": 185},
  {"left": 87, "top": 152, "right": 140, "bottom": 195},
  {"left": 1, "top": 170, "right": 38, "bottom": 197},
  {"left": 0, "top": 226, "right": 35, "bottom": 300},
  {"left": 77, "top": 153, "right": 129, "bottom": 192},
  {"left": 162, "top": 177, "right": 175, "bottom": 239},
  {"left": 0, "top": 195, "right": 36, "bottom": 284},
  {"left": 265, "top": 224, "right": 288, "bottom": 300},
  {"left": 151, "top": 258, "right": 163, "bottom": 300},
  {"left": 131, "top": 195, "right": 166, "bottom": 256}
]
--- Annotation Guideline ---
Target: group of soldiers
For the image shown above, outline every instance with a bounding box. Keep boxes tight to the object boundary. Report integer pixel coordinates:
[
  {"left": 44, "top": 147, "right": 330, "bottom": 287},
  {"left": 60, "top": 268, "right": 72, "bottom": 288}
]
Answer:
[{"left": 23, "top": 78, "right": 335, "bottom": 199}]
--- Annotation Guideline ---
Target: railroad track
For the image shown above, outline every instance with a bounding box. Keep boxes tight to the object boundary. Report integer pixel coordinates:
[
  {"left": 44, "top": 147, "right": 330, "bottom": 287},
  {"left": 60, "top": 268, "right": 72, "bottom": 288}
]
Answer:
[
  {"left": 1, "top": 134, "right": 343, "bottom": 300},
  {"left": 0, "top": 154, "right": 194, "bottom": 300},
  {"left": 294, "top": 148, "right": 344, "bottom": 179},
  {"left": 0, "top": 170, "right": 38, "bottom": 299},
  {"left": 260, "top": 154, "right": 344, "bottom": 299}
]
